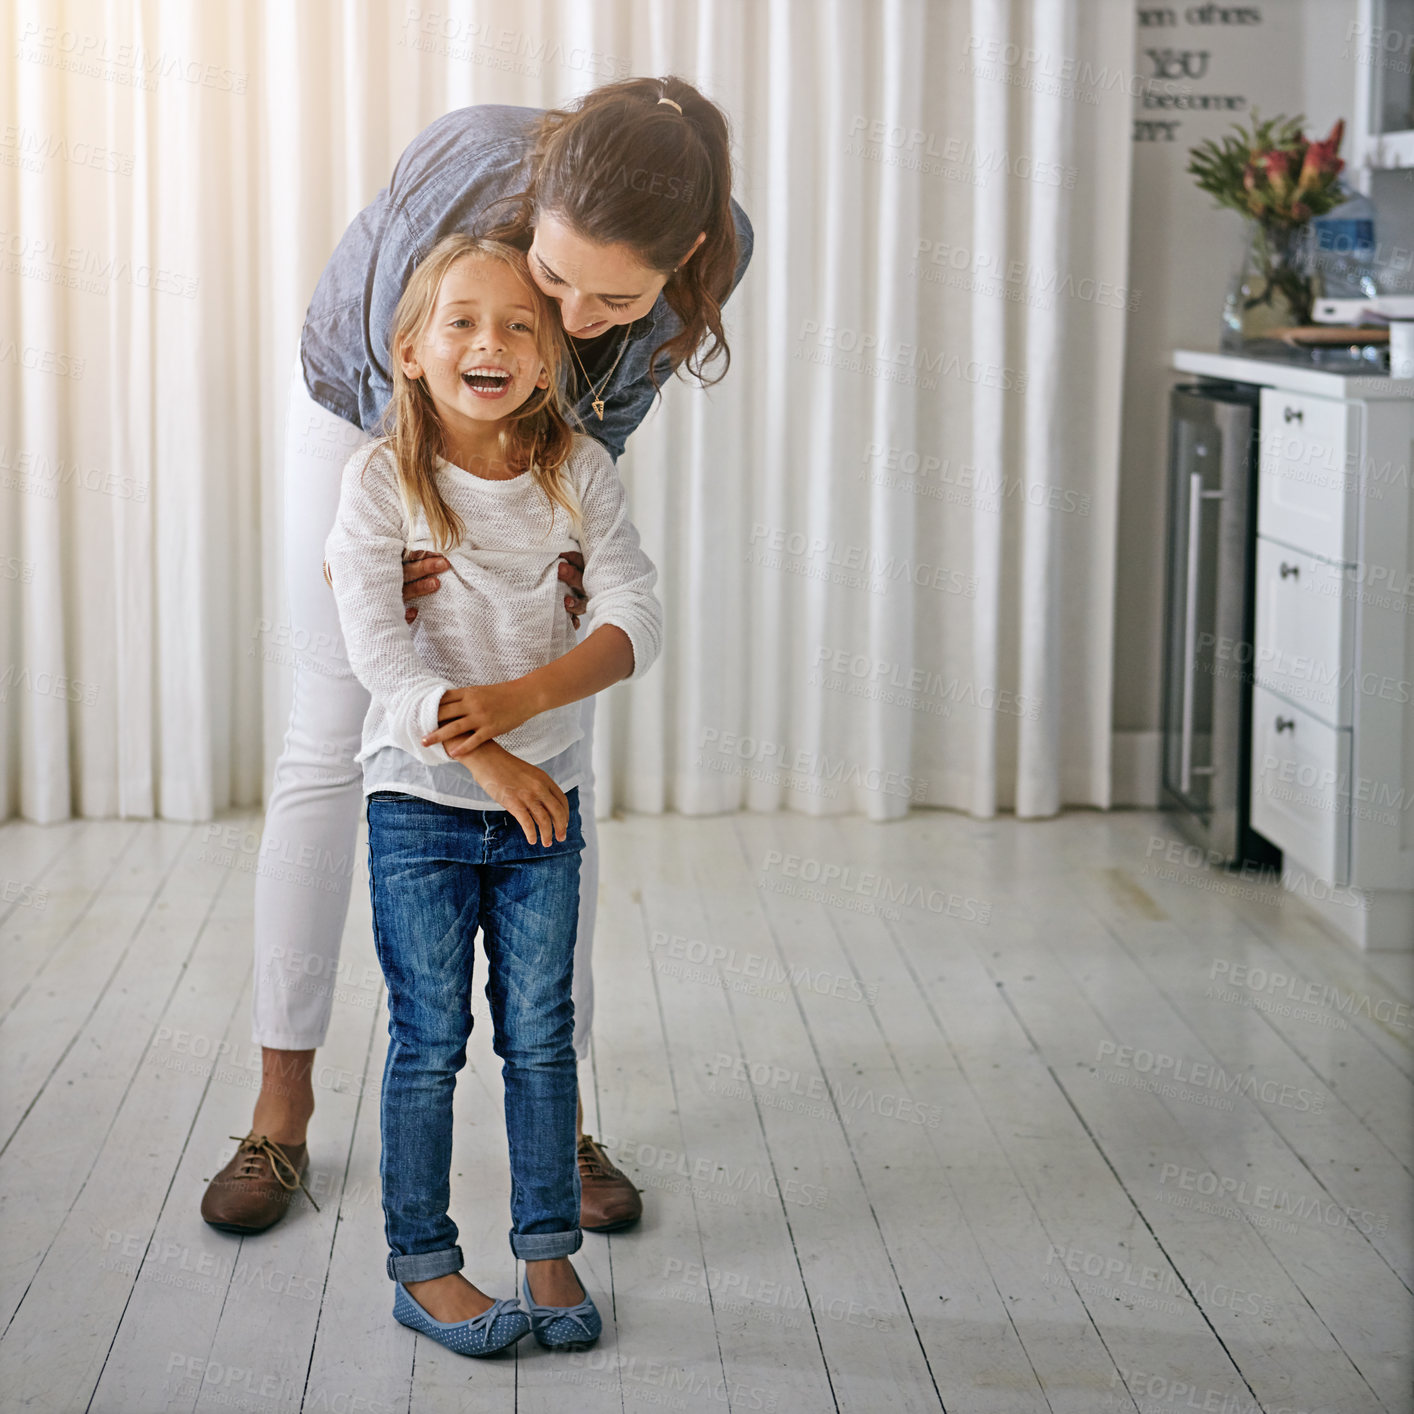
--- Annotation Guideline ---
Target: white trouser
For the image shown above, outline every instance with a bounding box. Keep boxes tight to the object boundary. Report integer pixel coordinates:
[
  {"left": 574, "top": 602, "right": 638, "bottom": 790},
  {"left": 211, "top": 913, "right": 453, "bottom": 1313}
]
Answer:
[{"left": 251, "top": 360, "right": 599, "bottom": 1059}]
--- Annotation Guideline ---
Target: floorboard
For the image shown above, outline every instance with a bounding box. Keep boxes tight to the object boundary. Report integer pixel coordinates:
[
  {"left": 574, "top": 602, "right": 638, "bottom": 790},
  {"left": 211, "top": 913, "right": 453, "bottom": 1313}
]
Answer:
[{"left": 0, "top": 808, "right": 1408, "bottom": 1414}]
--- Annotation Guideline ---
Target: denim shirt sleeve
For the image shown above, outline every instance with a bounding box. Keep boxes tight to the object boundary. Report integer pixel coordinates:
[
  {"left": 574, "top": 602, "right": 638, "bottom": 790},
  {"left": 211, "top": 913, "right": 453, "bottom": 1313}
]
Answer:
[
  {"left": 299, "top": 106, "right": 542, "bottom": 434},
  {"left": 362, "top": 204, "right": 419, "bottom": 435},
  {"left": 577, "top": 197, "right": 754, "bottom": 464}
]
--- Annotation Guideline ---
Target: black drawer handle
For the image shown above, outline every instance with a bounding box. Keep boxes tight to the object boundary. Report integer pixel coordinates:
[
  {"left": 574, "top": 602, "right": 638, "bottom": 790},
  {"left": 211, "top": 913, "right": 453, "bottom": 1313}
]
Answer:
[
  {"left": 1279, "top": 562, "right": 1300, "bottom": 580},
  {"left": 1283, "top": 406, "right": 1303, "bottom": 424},
  {"left": 1275, "top": 716, "right": 1296, "bottom": 734}
]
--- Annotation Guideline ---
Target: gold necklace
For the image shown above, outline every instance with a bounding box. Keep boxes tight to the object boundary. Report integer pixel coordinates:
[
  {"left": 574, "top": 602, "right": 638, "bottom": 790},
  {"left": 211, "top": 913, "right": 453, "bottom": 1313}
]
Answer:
[{"left": 568, "top": 321, "right": 633, "bottom": 420}]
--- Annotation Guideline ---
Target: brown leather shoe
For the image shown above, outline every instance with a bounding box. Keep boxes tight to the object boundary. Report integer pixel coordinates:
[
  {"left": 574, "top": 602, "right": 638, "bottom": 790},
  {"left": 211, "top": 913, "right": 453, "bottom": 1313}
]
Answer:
[
  {"left": 578, "top": 1133, "right": 642, "bottom": 1233},
  {"left": 200, "top": 1133, "right": 319, "bottom": 1235}
]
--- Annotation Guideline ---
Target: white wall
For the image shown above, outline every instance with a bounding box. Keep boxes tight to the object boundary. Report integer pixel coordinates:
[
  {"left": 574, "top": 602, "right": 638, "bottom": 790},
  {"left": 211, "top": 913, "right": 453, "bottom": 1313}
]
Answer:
[{"left": 1113, "top": 0, "right": 1359, "bottom": 805}]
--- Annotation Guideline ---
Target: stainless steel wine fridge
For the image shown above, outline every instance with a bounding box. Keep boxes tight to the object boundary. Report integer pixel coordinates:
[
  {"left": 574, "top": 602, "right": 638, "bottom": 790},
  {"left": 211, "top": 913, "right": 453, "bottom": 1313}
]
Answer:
[{"left": 1159, "top": 382, "right": 1281, "bottom": 869}]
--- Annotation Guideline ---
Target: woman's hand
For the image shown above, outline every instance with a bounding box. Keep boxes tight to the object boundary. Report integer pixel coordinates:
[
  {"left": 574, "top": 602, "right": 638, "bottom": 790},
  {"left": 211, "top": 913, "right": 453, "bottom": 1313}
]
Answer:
[
  {"left": 401, "top": 550, "right": 450, "bottom": 625},
  {"left": 423, "top": 681, "right": 535, "bottom": 756},
  {"left": 559, "top": 551, "right": 587, "bottom": 629},
  {"left": 459, "top": 742, "right": 569, "bottom": 846}
]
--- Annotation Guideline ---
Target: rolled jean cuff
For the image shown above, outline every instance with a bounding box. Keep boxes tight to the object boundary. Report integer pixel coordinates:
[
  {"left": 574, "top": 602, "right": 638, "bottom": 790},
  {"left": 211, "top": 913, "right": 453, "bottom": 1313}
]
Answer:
[
  {"left": 510, "top": 1227, "right": 582, "bottom": 1261},
  {"left": 387, "top": 1245, "right": 464, "bottom": 1282}
]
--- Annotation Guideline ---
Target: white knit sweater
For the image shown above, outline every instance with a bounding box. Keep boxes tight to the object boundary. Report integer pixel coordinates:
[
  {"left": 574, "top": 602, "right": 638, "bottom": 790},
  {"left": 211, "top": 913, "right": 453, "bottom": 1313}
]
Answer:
[{"left": 324, "top": 435, "right": 662, "bottom": 779}]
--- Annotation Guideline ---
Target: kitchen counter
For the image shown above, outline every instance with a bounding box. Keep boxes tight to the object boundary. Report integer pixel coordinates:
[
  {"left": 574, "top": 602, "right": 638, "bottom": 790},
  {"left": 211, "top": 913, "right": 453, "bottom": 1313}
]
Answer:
[
  {"left": 1166, "top": 348, "right": 1414, "bottom": 949},
  {"left": 1174, "top": 347, "right": 1414, "bottom": 400}
]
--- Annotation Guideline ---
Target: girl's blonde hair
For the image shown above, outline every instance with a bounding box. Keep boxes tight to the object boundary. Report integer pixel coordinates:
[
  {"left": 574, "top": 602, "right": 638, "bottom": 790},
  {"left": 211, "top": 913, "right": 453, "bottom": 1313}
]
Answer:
[{"left": 378, "top": 234, "right": 578, "bottom": 549}]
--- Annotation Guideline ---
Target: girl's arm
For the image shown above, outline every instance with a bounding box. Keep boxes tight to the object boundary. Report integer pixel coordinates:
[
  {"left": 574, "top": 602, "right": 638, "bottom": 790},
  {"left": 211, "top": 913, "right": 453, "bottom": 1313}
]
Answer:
[
  {"left": 425, "top": 625, "right": 633, "bottom": 757},
  {"left": 458, "top": 740, "right": 572, "bottom": 847},
  {"left": 520, "top": 624, "right": 634, "bottom": 713},
  {"left": 423, "top": 441, "right": 662, "bottom": 757},
  {"left": 323, "top": 446, "right": 460, "bottom": 767}
]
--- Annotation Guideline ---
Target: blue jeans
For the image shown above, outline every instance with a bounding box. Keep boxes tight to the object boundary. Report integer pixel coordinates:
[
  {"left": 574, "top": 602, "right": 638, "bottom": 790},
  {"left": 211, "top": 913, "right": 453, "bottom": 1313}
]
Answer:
[{"left": 366, "top": 788, "right": 584, "bottom": 1282}]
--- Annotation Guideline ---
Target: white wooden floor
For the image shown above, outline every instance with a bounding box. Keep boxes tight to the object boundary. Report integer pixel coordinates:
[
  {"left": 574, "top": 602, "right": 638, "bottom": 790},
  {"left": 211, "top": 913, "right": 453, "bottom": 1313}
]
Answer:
[{"left": 0, "top": 807, "right": 1410, "bottom": 1414}]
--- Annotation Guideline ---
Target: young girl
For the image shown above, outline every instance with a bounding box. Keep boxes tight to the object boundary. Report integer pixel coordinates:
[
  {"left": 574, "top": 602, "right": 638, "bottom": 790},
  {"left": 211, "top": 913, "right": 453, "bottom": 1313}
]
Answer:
[{"left": 323, "top": 234, "right": 662, "bottom": 1357}]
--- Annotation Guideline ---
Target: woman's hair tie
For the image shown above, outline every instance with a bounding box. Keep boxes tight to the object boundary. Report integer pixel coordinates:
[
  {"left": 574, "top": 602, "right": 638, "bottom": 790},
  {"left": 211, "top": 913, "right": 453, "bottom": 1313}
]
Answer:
[{"left": 657, "top": 95, "right": 683, "bottom": 113}]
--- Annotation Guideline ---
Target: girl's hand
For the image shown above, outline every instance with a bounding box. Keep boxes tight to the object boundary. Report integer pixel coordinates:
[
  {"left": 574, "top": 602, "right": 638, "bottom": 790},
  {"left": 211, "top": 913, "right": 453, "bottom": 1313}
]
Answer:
[
  {"left": 459, "top": 743, "right": 569, "bottom": 846},
  {"left": 558, "top": 551, "right": 587, "bottom": 629},
  {"left": 402, "top": 551, "right": 450, "bottom": 625},
  {"left": 423, "top": 682, "right": 534, "bottom": 756}
]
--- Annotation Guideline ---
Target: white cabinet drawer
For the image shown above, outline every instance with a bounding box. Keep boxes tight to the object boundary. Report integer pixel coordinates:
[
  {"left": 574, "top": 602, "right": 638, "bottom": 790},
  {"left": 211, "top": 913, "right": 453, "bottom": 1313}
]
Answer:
[
  {"left": 1253, "top": 537, "right": 1355, "bottom": 726},
  {"left": 1250, "top": 684, "right": 1351, "bottom": 885},
  {"left": 1257, "top": 388, "right": 1360, "bottom": 564}
]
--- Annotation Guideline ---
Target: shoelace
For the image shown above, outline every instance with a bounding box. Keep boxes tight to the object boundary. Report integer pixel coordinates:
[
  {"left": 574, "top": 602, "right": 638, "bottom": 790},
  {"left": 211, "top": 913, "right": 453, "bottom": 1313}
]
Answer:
[
  {"left": 225, "top": 1132, "right": 321, "bottom": 1212},
  {"left": 576, "top": 1135, "right": 612, "bottom": 1180}
]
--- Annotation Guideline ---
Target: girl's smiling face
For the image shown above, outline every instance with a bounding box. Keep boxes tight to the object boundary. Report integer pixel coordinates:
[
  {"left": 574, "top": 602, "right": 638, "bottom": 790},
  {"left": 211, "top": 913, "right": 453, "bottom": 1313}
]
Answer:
[
  {"left": 397, "top": 254, "right": 551, "bottom": 436},
  {"left": 528, "top": 211, "right": 703, "bottom": 338}
]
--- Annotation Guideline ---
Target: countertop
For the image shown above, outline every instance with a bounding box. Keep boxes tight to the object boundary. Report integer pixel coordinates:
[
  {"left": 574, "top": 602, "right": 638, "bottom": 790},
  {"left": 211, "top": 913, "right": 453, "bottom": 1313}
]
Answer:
[{"left": 1173, "top": 348, "right": 1414, "bottom": 400}]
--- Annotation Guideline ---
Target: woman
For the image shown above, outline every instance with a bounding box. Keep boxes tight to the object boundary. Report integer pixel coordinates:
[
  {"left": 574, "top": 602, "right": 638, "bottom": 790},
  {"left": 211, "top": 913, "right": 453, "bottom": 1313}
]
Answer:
[{"left": 200, "top": 75, "right": 752, "bottom": 1238}]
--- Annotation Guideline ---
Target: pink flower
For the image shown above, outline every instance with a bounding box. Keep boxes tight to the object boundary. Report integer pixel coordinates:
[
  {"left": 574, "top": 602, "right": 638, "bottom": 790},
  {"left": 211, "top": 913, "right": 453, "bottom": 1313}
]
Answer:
[
  {"left": 1259, "top": 148, "right": 1294, "bottom": 199},
  {"left": 1296, "top": 119, "right": 1344, "bottom": 194}
]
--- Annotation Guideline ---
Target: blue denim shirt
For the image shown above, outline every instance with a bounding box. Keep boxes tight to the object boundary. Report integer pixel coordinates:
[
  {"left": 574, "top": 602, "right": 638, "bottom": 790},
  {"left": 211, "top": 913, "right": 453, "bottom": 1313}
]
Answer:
[{"left": 300, "top": 104, "right": 753, "bottom": 462}]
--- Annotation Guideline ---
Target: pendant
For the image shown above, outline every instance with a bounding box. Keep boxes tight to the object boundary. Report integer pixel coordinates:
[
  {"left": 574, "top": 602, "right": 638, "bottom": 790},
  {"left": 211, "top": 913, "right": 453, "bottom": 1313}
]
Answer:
[{"left": 592, "top": 398, "right": 605, "bottom": 420}]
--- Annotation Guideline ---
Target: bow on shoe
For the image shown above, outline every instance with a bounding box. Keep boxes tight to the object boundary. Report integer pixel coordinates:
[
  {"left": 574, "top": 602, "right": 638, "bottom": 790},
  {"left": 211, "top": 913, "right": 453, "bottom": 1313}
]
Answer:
[
  {"left": 462, "top": 1297, "right": 526, "bottom": 1331},
  {"left": 522, "top": 1274, "right": 601, "bottom": 1346}
]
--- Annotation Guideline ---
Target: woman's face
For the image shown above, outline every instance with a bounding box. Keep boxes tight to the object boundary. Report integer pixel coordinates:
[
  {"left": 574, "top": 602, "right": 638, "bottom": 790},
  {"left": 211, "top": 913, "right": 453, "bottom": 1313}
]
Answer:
[{"left": 528, "top": 212, "right": 698, "bottom": 338}]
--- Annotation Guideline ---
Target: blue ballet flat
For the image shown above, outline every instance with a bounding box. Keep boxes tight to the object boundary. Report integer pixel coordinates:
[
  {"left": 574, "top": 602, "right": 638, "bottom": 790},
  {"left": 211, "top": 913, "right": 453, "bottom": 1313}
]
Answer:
[
  {"left": 393, "top": 1281, "right": 530, "bottom": 1356},
  {"left": 522, "top": 1271, "right": 602, "bottom": 1350}
]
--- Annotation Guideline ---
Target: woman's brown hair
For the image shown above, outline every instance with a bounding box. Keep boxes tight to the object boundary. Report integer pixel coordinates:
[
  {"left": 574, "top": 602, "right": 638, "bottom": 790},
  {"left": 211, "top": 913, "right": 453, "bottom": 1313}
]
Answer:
[
  {"left": 488, "top": 75, "right": 740, "bottom": 391},
  {"left": 377, "top": 235, "right": 579, "bottom": 551}
]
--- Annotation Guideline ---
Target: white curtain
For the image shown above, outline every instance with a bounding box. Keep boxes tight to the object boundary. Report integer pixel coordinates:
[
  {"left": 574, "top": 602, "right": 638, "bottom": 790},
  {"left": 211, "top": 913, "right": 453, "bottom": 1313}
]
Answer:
[{"left": 0, "top": 0, "right": 1134, "bottom": 826}]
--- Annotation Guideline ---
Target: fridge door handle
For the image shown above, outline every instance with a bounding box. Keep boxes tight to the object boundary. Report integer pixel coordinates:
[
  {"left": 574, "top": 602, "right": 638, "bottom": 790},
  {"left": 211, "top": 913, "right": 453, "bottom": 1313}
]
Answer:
[
  {"left": 1178, "top": 477, "right": 1226, "bottom": 796},
  {"left": 1179, "top": 472, "right": 1205, "bottom": 795}
]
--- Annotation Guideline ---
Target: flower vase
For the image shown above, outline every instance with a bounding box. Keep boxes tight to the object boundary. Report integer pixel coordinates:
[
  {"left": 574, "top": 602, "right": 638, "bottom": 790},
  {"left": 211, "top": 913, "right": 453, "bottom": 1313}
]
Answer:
[{"left": 1220, "top": 219, "right": 1315, "bottom": 350}]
